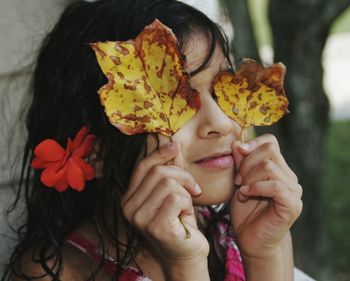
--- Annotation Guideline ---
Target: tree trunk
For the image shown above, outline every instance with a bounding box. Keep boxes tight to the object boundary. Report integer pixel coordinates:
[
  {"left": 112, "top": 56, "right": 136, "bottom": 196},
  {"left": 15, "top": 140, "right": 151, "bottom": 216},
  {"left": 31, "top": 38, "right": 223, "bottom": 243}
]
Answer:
[
  {"left": 267, "top": 1, "right": 349, "bottom": 280},
  {"left": 221, "top": 0, "right": 350, "bottom": 280},
  {"left": 221, "top": 0, "right": 261, "bottom": 64}
]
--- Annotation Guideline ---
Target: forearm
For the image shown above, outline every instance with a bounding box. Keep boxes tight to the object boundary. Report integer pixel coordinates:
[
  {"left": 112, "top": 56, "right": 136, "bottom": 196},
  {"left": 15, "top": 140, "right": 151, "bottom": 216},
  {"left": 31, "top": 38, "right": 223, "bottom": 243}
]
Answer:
[
  {"left": 243, "top": 250, "right": 284, "bottom": 281},
  {"left": 243, "top": 233, "right": 295, "bottom": 281},
  {"left": 165, "top": 259, "right": 210, "bottom": 281}
]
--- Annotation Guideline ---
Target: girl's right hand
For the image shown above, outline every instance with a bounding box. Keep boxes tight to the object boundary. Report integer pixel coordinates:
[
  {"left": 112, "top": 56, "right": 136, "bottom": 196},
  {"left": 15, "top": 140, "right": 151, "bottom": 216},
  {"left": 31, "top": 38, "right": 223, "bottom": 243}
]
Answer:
[{"left": 121, "top": 141, "right": 210, "bottom": 277}]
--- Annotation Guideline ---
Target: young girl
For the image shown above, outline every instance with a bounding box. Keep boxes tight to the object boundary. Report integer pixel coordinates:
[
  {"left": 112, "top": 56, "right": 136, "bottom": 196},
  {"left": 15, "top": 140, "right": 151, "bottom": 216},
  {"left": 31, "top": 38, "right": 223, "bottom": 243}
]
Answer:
[{"left": 2, "top": 0, "right": 303, "bottom": 280}]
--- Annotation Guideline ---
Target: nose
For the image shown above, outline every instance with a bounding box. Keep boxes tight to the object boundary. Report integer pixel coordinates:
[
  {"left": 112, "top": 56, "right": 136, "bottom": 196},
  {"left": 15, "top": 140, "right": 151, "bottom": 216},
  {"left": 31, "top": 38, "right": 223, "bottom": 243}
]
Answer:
[{"left": 197, "top": 94, "right": 241, "bottom": 139}]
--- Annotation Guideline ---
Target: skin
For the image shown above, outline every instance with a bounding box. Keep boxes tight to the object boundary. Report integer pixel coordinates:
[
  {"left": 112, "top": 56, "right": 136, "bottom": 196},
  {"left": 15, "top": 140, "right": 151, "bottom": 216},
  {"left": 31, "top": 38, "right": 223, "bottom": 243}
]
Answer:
[
  {"left": 121, "top": 33, "right": 303, "bottom": 280},
  {"left": 16, "top": 33, "right": 302, "bottom": 281}
]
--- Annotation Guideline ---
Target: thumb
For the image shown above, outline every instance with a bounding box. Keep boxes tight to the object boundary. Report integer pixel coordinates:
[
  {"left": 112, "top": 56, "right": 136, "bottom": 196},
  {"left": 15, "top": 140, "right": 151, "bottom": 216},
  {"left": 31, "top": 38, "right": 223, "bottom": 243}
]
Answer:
[
  {"left": 173, "top": 143, "right": 185, "bottom": 168},
  {"left": 232, "top": 140, "right": 244, "bottom": 170},
  {"left": 157, "top": 135, "right": 184, "bottom": 168}
]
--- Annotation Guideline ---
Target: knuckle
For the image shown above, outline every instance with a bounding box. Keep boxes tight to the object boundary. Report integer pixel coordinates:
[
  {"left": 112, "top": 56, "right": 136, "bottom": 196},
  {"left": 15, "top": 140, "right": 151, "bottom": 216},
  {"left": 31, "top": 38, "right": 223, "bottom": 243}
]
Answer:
[
  {"left": 150, "top": 165, "right": 164, "bottom": 176},
  {"left": 262, "top": 142, "right": 279, "bottom": 157},
  {"left": 167, "top": 193, "right": 182, "bottom": 205},
  {"left": 160, "top": 178, "right": 177, "bottom": 189},
  {"left": 157, "top": 146, "right": 170, "bottom": 159},
  {"left": 132, "top": 210, "right": 145, "bottom": 228},
  {"left": 265, "top": 134, "right": 278, "bottom": 145},
  {"left": 122, "top": 202, "right": 132, "bottom": 222},
  {"left": 262, "top": 159, "right": 274, "bottom": 172},
  {"left": 294, "top": 199, "right": 303, "bottom": 217},
  {"left": 147, "top": 222, "right": 164, "bottom": 241},
  {"left": 181, "top": 193, "right": 192, "bottom": 207},
  {"left": 271, "top": 180, "right": 283, "bottom": 193},
  {"left": 295, "top": 183, "right": 303, "bottom": 197},
  {"left": 134, "top": 159, "right": 146, "bottom": 174},
  {"left": 292, "top": 172, "right": 299, "bottom": 183}
]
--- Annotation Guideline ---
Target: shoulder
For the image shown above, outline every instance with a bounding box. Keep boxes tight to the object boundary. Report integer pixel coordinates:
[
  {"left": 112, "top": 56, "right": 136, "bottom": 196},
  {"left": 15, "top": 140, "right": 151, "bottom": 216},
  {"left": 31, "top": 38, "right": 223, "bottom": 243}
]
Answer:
[{"left": 11, "top": 244, "right": 106, "bottom": 281}]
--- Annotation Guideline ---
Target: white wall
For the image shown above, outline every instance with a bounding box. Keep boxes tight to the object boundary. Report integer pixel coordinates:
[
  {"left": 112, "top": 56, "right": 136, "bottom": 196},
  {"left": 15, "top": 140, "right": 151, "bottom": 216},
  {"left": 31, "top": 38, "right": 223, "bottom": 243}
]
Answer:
[{"left": 0, "top": 0, "right": 75, "bottom": 273}]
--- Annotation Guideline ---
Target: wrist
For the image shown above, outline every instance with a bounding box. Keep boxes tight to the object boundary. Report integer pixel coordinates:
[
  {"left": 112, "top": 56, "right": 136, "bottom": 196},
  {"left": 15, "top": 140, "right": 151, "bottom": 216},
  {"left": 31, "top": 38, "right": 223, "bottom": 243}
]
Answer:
[
  {"left": 243, "top": 249, "right": 284, "bottom": 281},
  {"left": 164, "top": 258, "right": 210, "bottom": 281}
]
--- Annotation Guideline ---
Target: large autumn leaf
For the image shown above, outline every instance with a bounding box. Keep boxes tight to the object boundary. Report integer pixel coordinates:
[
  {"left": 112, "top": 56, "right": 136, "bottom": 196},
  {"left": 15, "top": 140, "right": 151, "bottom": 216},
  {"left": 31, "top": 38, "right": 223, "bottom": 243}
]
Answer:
[
  {"left": 90, "top": 19, "right": 200, "bottom": 137},
  {"left": 213, "top": 59, "right": 289, "bottom": 130}
]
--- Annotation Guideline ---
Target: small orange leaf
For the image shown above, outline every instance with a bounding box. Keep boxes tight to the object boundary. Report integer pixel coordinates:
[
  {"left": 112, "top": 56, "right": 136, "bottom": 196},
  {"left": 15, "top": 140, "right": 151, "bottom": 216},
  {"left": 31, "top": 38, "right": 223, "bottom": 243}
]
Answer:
[
  {"left": 213, "top": 59, "right": 289, "bottom": 129},
  {"left": 91, "top": 19, "right": 200, "bottom": 137}
]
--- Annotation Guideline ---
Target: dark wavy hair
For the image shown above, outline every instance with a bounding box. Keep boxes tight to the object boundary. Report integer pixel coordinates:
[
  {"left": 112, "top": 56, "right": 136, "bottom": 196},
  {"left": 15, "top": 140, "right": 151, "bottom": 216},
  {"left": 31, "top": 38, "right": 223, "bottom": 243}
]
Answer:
[{"left": 2, "top": 0, "right": 233, "bottom": 280}]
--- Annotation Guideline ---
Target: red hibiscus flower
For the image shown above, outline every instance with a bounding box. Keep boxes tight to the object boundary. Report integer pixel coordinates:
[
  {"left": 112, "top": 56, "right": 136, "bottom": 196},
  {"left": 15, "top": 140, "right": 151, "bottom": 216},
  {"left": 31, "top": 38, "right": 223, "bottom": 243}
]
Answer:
[{"left": 31, "top": 127, "right": 96, "bottom": 192}]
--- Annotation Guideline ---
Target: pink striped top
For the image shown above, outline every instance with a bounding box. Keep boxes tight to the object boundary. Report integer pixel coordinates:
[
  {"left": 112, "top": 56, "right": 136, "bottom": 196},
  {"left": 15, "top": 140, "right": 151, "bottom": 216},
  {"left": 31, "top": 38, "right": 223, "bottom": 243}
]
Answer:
[{"left": 66, "top": 208, "right": 246, "bottom": 280}]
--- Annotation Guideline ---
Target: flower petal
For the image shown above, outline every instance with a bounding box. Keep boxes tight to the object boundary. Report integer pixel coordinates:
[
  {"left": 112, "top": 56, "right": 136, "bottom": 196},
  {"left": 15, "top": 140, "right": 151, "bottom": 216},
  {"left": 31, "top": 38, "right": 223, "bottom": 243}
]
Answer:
[
  {"left": 74, "top": 135, "right": 96, "bottom": 158},
  {"left": 34, "top": 139, "right": 65, "bottom": 162},
  {"left": 74, "top": 156, "right": 95, "bottom": 180},
  {"left": 67, "top": 158, "right": 85, "bottom": 191},
  {"left": 55, "top": 178, "right": 69, "bottom": 192},
  {"left": 32, "top": 157, "right": 50, "bottom": 169},
  {"left": 65, "top": 138, "right": 73, "bottom": 156},
  {"left": 41, "top": 164, "right": 66, "bottom": 187},
  {"left": 72, "top": 127, "right": 89, "bottom": 150}
]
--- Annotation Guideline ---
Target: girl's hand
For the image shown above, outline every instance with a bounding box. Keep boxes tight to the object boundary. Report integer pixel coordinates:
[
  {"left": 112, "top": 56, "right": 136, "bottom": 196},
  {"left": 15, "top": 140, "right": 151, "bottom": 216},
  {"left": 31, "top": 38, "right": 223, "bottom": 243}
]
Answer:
[
  {"left": 230, "top": 134, "right": 303, "bottom": 260},
  {"left": 121, "top": 141, "right": 210, "bottom": 279}
]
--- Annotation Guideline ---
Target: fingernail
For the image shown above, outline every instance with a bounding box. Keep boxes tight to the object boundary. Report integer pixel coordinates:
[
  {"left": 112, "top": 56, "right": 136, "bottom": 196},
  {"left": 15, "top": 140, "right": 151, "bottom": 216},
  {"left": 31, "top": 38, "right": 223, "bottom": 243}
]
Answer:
[
  {"left": 239, "top": 143, "right": 250, "bottom": 151},
  {"left": 234, "top": 174, "right": 242, "bottom": 185},
  {"left": 194, "top": 183, "right": 202, "bottom": 194},
  {"left": 238, "top": 192, "right": 249, "bottom": 202},
  {"left": 167, "top": 141, "right": 177, "bottom": 150},
  {"left": 240, "top": 185, "right": 249, "bottom": 193}
]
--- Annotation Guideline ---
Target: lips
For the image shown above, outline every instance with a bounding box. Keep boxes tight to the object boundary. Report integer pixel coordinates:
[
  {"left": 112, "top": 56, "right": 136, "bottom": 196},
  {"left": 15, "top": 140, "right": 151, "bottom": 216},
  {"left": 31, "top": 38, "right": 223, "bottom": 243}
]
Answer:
[{"left": 194, "top": 152, "right": 234, "bottom": 170}]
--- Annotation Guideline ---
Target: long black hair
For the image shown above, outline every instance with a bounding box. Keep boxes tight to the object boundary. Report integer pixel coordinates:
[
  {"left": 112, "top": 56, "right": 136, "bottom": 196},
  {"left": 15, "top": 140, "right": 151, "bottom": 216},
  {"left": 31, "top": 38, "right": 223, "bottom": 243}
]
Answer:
[{"left": 2, "top": 0, "right": 233, "bottom": 280}]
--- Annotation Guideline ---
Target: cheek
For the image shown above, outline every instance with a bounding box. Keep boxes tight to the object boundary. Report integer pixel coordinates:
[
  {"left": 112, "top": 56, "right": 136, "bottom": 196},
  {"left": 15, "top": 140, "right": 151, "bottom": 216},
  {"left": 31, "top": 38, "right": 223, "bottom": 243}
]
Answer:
[
  {"left": 190, "top": 167, "right": 235, "bottom": 205},
  {"left": 172, "top": 117, "right": 198, "bottom": 159},
  {"left": 172, "top": 115, "right": 198, "bottom": 142}
]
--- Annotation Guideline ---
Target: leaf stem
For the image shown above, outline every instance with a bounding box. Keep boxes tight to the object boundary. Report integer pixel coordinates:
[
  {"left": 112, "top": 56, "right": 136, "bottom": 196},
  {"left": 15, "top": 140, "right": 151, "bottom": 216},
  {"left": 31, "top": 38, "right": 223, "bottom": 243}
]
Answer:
[
  {"left": 240, "top": 127, "right": 245, "bottom": 142},
  {"left": 168, "top": 135, "right": 191, "bottom": 239},
  {"left": 179, "top": 216, "right": 191, "bottom": 239}
]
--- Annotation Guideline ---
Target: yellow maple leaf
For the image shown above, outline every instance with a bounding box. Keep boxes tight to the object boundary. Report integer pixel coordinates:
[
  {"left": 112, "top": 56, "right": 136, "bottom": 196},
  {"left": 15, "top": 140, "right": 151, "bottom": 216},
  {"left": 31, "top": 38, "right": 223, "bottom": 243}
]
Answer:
[
  {"left": 90, "top": 19, "right": 200, "bottom": 137},
  {"left": 213, "top": 59, "right": 289, "bottom": 132}
]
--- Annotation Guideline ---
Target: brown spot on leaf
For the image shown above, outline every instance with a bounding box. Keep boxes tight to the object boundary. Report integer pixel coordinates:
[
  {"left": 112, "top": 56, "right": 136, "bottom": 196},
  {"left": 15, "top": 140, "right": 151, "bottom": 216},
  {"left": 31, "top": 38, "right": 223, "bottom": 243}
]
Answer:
[
  {"left": 159, "top": 112, "right": 167, "bottom": 122},
  {"left": 259, "top": 104, "right": 270, "bottom": 115},
  {"left": 111, "top": 56, "right": 121, "bottom": 65},
  {"left": 249, "top": 101, "right": 258, "bottom": 109},
  {"left": 144, "top": 101, "right": 153, "bottom": 109},
  {"left": 115, "top": 44, "right": 130, "bottom": 55},
  {"left": 134, "top": 105, "right": 142, "bottom": 111},
  {"left": 124, "top": 84, "right": 137, "bottom": 91},
  {"left": 117, "top": 72, "right": 125, "bottom": 79},
  {"left": 251, "top": 84, "right": 260, "bottom": 93}
]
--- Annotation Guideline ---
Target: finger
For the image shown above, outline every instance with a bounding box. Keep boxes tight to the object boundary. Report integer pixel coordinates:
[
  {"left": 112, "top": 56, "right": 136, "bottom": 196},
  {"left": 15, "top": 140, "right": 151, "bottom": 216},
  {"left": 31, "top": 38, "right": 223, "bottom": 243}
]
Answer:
[
  {"left": 123, "top": 164, "right": 201, "bottom": 208},
  {"left": 232, "top": 140, "right": 243, "bottom": 170},
  {"left": 132, "top": 183, "right": 192, "bottom": 230},
  {"left": 233, "top": 134, "right": 281, "bottom": 185},
  {"left": 126, "top": 141, "right": 180, "bottom": 199},
  {"left": 146, "top": 193, "right": 195, "bottom": 240},
  {"left": 239, "top": 142, "right": 297, "bottom": 182},
  {"left": 237, "top": 134, "right": 280, "bottom": 155},
  {"left": 157, "top": 133, "right": 185, "bottom": 169},
  {"left": 123, "top": 172, "right": 198, "bottom": 222},
  {"left": 242, "top": 160, "right": 302, "bottom": 197},
  {"left": 172, "top": 144, "right": 185, "bottom": 169},
  {"left": 232, "top": 140, "right": 244, "bottom": 185},
  {"left": 239, "top": 181, "right": 303, "bottom": 220}
]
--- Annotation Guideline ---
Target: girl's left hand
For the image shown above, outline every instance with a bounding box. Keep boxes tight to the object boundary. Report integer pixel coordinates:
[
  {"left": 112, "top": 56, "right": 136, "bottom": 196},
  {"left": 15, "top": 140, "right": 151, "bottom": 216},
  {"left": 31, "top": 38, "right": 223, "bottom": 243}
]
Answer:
[{"left": 229, "top": 134, "right": 303, "bottom": 260}]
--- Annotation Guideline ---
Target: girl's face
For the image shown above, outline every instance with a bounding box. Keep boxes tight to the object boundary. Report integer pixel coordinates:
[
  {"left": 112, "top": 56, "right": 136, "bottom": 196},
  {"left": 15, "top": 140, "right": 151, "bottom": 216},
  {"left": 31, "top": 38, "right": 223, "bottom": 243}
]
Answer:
[{"left": 148, "top": 33, "right": 241, "bottom": 205}]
